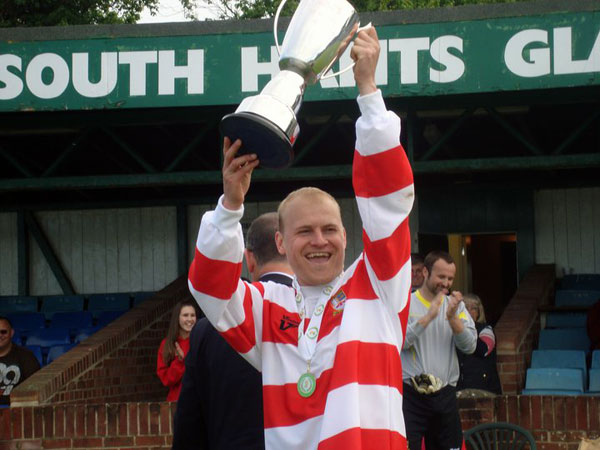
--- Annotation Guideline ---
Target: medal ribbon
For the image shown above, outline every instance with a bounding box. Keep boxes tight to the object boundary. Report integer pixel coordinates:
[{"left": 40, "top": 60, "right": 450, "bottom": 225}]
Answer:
[{"left": 293, "top": 275, "right": 343, "bottom": 362}]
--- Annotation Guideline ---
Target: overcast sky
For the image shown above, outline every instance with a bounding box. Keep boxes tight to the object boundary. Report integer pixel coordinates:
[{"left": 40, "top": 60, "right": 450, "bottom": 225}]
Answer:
[{"left": 138, "top": 0, "right": 219, "bottom": 23}]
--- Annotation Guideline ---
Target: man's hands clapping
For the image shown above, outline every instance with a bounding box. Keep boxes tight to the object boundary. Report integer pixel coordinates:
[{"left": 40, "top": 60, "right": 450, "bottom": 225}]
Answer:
[{"left": 446, "top": 291, "right": 463, "bottom": 320}]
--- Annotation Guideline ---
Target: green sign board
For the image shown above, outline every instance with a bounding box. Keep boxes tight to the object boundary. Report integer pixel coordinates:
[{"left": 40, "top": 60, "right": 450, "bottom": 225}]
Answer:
[{"left": 0, "top": 10, "right": 598, "bottom": 112}]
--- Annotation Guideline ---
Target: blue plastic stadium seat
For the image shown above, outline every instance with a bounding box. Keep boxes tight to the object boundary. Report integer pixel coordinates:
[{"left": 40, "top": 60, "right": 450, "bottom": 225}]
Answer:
[
  {"left": 7, "top": 312, "right": 45, "bottom": 332},
  {"left": 589, "top": 369, "right": 600, "bottom": 393},
  {"left": 522, "top": 367, "right": 584, "bottom": 395},
  {"left": 531, "top": 350, "right": 587, "bottom": 370},
  {"left": 74, "top": 326, "right": 100, "bottom": 343},
  {"left": 545, "top": 312, "right": 588, "bottom": 328},
  {"left": 87, "top": 293, "right": 130, "bottom": 318},
  {"left": 554, "top": 290, "right": 600, "bottom": 307},
  {"left": 132, "top": 291, "right": 155, "bottom": 306},
  {"left": 25, "top": 345, "right": 43, "bottom": 367},
  {"left": 0, "top": 296, "right": 38, "bottom": 314},
  {"left": 530, "top": 350, "right": 587, "bottom": 385},
  {"left": 46, "top": 343, "right": 77, "bottom": 364},
  {"left": 96, "top": 310, "right": 126, "bottom": 327},
  {"left": 592, "top": 350, "right": 600, "bottom": 369},
  {"left": 538, "top": 328, "right": 591, "bottom": 352},
  {"left": 25, "top": 328, "right": 71, "bottom": 348},
  {"left": 41, "top": 295, "right": 84, "bottom": 320},
  {"left": 50, "top": 311, "right": 93, "bottom": 331},
  {"left": 561, "top": 274, "right": 600, "bottom": 291}
]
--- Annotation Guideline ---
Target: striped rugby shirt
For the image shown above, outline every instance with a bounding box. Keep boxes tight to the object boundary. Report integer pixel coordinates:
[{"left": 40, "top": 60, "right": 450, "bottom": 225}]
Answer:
[{"left": 188, "top": 90, "right": 414, "bottom": 450}]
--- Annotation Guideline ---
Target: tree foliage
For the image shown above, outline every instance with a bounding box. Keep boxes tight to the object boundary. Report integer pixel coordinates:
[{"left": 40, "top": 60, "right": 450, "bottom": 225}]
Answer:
[
  {"left": 0, "top": 0, "right": 530, "bottom": 27},
  {"left": 0, "top": 0, "right": 160, "bottom": 27},
  {"left": 199, "top": 0, "right": 527, "bottom": 20}
]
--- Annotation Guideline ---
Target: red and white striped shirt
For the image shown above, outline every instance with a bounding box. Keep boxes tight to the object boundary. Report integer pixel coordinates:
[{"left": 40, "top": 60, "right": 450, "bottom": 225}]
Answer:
[{"left": 188, "top": 90, "right": 414, "bottom": 450}]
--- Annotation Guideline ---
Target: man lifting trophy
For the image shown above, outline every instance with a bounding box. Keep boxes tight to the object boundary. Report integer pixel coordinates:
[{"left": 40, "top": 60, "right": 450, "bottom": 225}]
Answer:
[{"left": 220, "top": 0, "right": 361, "bottom": 168}]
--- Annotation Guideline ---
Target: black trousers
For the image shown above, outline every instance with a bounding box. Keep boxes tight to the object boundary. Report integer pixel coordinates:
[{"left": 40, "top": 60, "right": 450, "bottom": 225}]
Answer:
[{"left": 403, "top": 382, "right": 464, "bottom": 450}]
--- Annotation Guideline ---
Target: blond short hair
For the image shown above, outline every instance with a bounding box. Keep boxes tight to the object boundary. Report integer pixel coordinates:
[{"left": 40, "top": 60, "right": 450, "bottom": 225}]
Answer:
[
  {"left": 464, "top": 293, "right": 486, "bottom": 323},
  {"left": 277, "top": 187, "right": 341, "bottom": 233}
]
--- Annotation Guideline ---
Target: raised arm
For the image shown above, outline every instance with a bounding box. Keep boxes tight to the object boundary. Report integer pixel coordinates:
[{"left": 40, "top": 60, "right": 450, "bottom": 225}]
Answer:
[
  {"left": 187, "top": 138, "right": 263, "bottom": 369},
  {"left": 352, "top": 28, "right": 415, "bottom": 321}
]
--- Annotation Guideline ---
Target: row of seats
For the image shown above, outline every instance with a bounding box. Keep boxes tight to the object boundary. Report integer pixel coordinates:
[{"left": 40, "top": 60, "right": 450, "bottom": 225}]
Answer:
[
  {"left": 27, "top": 343, "right": 77, "bottom": 366},
  {"left": 24, "top": 327, "right": 101, "bottom": 366},
  {"left": 538, "top": 328, "right": 590, "bottom": 352},
  {"left": 560, "top": 273, "right": 600, "bottom": 291},
  {"left": 526, "top": 278, "right": 598, "bottom": 396},
  {"left": 554, "top": 289, "right": 600, "bottom": 308},
  {"left": 2, "top": 292, "right": 155, "bottom": 367},
  {"left": 9, "top": 310, "right": 124, "bottom": 334},
  {"left": 523, "top": 350, "right": 600, "bottom": 395},
  {"left": 0, "top": 292, "right": 155, "bottom": 318}
]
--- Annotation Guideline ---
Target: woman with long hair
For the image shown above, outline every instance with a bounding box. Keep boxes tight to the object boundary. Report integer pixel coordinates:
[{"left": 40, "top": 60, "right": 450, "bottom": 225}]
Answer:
[{"left": 157, "top": 299, "right": 199, "bottom": 401}]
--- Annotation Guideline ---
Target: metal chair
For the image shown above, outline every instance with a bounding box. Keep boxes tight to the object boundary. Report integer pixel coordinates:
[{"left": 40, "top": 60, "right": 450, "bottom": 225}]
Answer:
[{"left": 464, "top": 422, "right": 536, "bottom": 450}]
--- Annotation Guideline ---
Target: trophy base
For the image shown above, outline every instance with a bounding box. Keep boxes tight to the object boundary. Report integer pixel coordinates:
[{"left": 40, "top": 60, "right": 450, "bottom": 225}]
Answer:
[{"left": 220, "top": 111, "right": 294, "bottom": 169}]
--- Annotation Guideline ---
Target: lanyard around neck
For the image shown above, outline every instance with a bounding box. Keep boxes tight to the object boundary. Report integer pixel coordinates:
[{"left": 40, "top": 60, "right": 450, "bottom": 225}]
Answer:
[{"left": 293, "top": 275, "right": 342, "bottom": 361}]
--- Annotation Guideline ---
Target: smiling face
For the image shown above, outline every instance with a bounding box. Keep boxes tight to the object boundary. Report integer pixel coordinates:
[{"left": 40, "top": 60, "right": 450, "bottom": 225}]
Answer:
[
  {"left": 423, "top": 258, "right": 456, "bottom": 297},
  {"left": 276, "top": 192, "right": 346, "bottom": 286},
  {"left": 0, "top": 319, "right": 14, "bottom": 356},
  {"left": 178, "top": 306, "right": 197, "bottom": 336}
]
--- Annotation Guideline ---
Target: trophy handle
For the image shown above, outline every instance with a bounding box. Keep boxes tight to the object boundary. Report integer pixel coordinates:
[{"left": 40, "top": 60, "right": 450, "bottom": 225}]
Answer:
[
  {"left": 321, "top": 22, "right": 372, "bottom": 79},
  {"left": 273, "top": 0, "right": 287, "bottom": 56}
]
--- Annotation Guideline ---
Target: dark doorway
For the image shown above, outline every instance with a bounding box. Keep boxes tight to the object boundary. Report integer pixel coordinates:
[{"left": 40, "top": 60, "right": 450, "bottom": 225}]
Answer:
[{"left": 469, "top": 234, "right": 518, "bottom": 325}]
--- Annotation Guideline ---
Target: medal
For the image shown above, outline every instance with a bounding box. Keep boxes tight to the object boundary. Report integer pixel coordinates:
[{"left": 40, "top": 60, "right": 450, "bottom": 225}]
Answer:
[
  {"left": 293, "top": 277, "right": 342, "bottom": 400},
  {"left": 297, "top": 372, "right": 316, "bottom": 397}
]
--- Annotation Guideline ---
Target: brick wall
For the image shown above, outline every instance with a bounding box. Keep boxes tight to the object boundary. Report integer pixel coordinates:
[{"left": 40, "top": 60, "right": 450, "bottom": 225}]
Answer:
[
  {"left": 458, "top": 395, "right": 600, "bottom": 450},
  {"left": 49, "top": 321, "right": 169, "bottom": 404},
  {"left": 3, "top": 395, "right": 598, "bottom": 449},
  {"left": 0, "top": 402, "right": 176, "bottom": 449},
  {"left": 9, "top": 277, "right": 191, "bottom": 406},
  {"left": 495, "top": 264, "right": 555, "bottom": 394}
]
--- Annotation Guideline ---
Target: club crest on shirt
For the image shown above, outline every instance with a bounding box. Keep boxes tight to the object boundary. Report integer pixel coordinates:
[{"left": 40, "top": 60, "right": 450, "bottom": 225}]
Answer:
[{"left": 331, "top": 289, "right": 347, "bottom": 315}]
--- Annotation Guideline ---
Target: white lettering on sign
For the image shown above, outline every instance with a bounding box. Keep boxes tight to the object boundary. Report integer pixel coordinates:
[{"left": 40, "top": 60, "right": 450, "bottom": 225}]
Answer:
[
  {"left": 430, "top": 35, "right": 465, "bottom": 83},
  {"left": 118, "top": 51, "right": 158, "bottom": 96},
  {"left": 0, "top": 49, "right": 204, "bottom": 101},
  {"left": 26, "top": 53, "right": 70, "bottom": 99},
  {"left": 241, "top": 46, "right": 280, "bottom": 92},
  {"left": 0, "top": 55, "right": 23, "bottom": 100},
  {"left": 240, "top": 36, "right": 463, "bottom": 91},
  {"left": 553, "top": 27, "right": 600, "bottom": 75},
  {"left": 72, "top": 52, "right": 118, "bottom": 98},
  {"left": 504, "top": 29, "right": 550, "bottom": 77},
  {"left": 389, "top": 37, "right": 430, "bottom": 84},
  {"left": 505, "top": 27, "right": 600, "bottom": 77},
  {"left": 388, "top": 35, "right": 465, "bottom": 84},
  {"left": 158, "top": 50, "right": 204, "bottom": 95}
]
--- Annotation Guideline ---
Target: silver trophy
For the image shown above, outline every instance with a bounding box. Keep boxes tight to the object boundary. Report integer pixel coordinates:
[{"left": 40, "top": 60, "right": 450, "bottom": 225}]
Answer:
[{"left": 220, "top": 0, "right": 361, "bottom": 169}]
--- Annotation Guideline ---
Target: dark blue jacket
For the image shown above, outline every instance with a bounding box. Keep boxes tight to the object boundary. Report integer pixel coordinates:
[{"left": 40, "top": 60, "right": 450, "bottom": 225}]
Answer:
[{"left": 172, "top": 273, "right": 293, "bottom": 450}]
